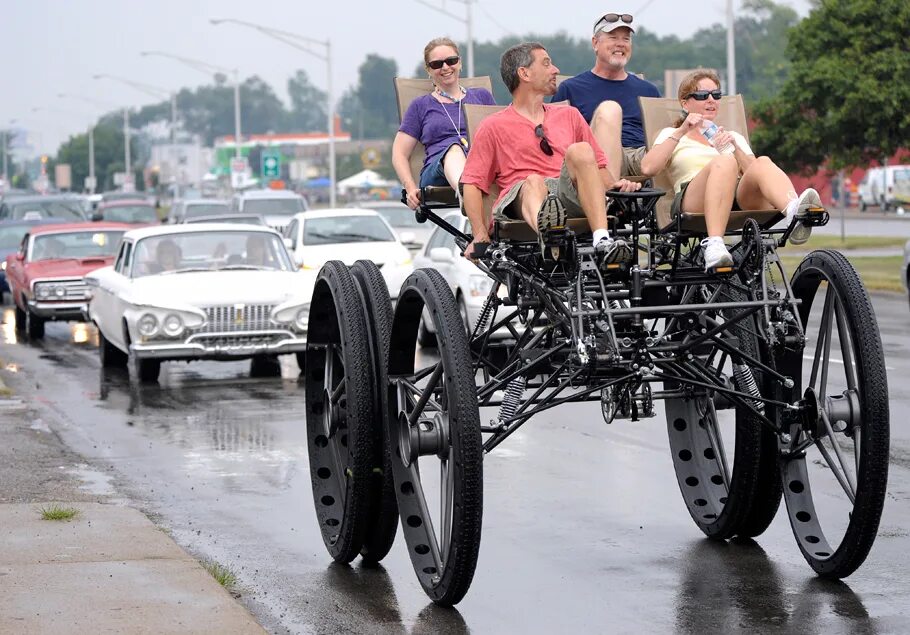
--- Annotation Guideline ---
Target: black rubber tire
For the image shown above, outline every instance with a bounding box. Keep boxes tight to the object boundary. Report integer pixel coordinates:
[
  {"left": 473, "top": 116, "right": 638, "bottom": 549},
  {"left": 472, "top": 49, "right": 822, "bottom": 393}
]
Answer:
[
  {"left": 250, "top": 354, "right": 281, "bottom": 377},
  {"left": 417, "top": 312, "right": 437, "bottom": 348},
  {"left": 295, "top": 351, "right": 306, "bottom": 375},
  {"left": 99, "top": 330, "right": 128, "bottom": 368},
  {"left": 350, "top": 260, "right": 399, "bottom": 564},
  {"left": 386, "top": 268, "right": 482, "bottom": 606},
  {"left": 26, "top": 310, "right": 45, "bottom": 339},
  {"left": 304, "top": 261, "right": 376, "bottom": 563},
  {"left": 133, "top": 356, "right": 161, "bottom": 383},
  {"left": 665, "top": 285, "right": 779, "bottom": 540},
  {"left": 777, "top": 249, "right": 889, "bottom": 578},
  {"left": 14, "top": 302, "right": 26, "bottom": 334}
]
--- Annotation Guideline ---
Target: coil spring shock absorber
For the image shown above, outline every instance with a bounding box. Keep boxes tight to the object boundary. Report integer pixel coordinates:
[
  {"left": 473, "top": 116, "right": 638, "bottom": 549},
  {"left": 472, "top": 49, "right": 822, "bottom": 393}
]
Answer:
[
  {"left": 733, "top": 363, "right": 765, "bottom": 415},
  {"left": 497, "top": 375, "right": 527, "bottom": 425},
  {"left": 471, "top": 284, "right": 498, "bottom": 339}
]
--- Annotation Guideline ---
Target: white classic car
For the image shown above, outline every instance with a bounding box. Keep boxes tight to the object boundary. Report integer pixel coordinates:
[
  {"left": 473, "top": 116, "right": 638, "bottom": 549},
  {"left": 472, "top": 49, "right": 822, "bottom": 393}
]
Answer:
[{"left": 86, "top": 224, "right": 316, "bottom": 382}]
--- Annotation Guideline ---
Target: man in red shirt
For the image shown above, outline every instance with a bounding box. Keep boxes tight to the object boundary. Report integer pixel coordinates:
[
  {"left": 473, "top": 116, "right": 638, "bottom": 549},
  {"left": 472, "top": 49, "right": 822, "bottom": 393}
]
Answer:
[{"left": 461, "top": 42, "right": 639, "bottom": 263}]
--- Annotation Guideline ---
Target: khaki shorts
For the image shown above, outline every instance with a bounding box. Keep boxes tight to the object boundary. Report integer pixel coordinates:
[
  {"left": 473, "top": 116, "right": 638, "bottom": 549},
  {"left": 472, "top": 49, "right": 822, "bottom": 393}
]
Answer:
[
  {"left": 621, "top": 146, "right": 647, "bottom": 177},
  {"left": 493, "top": 160, "right": 585, "bottom": 221}
]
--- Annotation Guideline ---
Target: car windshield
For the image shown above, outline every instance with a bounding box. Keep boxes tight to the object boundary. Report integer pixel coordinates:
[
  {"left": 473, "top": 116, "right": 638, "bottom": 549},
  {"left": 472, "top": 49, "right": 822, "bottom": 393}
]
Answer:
[
  {"left": 186, "top": 215, "right": 264, "bottom": 225},
  {"left": 361, "top": 205, "right": 423, "bottom": 228},
  {"left": 894, "top": 169, "right": 910, "bottom": 184},
  {"left": 131, "top": 231, "right": 292, "bottom": 277},
  {"left": 303, "top": 216, "right": 395, "bottom": 245},
  {"left": 0, "top": 224, "right": 33, "bottom": 250},
  {"left": 102, "top": 205, "right": 158, "bottom": 224},
  {"left": 10, "top": 200, "right": 85, "bottom": 221},
  {"left": 184, "top": 203, "right": 229, "bottom": 219},
  {"left": 30, "top": 230, "right": 124, "bottom": 261},
  {"left": 243, "top": 198, "right": 305, "bottom": 216}
]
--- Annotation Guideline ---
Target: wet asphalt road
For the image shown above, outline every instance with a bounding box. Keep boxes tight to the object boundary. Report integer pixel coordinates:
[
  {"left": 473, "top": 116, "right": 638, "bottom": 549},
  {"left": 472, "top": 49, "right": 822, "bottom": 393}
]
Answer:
[{"left": 2, "top": 291, "right": 910, "bottom": 634}]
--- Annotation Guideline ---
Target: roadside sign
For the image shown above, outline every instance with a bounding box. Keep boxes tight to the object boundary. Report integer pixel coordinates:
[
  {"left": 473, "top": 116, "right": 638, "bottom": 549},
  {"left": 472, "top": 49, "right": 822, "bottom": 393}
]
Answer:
[
  {"left": 261, "top": 151, "right": 281, "bottom": 179},
  {"left": 113, "top": 171, "right": 126, "bottom": 186},
  {"left": 361, "top": 148, "right": 381, "bottom": 169},
  {"left": 84, "top": 176, "right": 97, "bottom": 192},
  {"left": 34, "top": 175, "right": 50, "bottom": 193},
  {"left": 230, "top": 156, "right": 249, "bottom": 189}
]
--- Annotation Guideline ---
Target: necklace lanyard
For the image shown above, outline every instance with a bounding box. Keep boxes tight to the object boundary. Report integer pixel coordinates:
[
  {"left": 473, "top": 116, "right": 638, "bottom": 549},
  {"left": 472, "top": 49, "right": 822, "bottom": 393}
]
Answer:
[{"left": 436, "top": 87, "right": 469, "bottom": 150}]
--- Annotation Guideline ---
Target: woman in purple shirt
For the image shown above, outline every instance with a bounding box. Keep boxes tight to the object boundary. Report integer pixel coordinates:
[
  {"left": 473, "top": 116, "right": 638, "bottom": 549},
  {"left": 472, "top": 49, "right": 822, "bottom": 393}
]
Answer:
[{"left": 393, "top": 37, "right": 496, "bottom": 209}]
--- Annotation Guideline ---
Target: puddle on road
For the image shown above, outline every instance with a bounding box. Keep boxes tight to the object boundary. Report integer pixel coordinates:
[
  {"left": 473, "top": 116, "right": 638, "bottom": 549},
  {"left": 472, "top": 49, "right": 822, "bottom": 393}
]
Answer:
[
  {"left": 68, "top": 463, "right": 118, "bottom": 496},
  {"left": 1, "top": 307, "right": 17, "bottom": 345}
]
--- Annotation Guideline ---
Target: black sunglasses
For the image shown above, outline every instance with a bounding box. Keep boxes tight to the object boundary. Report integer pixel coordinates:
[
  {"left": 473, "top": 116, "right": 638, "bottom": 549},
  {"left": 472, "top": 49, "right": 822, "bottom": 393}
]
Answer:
[
  {"left": 535, "top": 124, "right": 554, "bottom": 156},
  {"left": 427, "top": 56, "right": 460, "bottom": 70},
  {"left": 594, "top": 12, "right": 633, "bottom": 30},
  {"left": 686, "top": 90, "right": 723, "bottom": 101}
]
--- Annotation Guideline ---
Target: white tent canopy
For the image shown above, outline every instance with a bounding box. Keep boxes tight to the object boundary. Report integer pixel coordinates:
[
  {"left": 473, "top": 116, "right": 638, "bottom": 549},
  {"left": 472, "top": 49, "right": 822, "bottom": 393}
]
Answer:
[{"left": 336, "top": 169, "right": 398, "bottom": 193}]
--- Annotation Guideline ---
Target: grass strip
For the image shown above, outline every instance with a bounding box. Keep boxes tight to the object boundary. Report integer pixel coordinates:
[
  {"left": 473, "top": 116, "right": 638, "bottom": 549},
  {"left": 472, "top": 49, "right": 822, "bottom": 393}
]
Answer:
[
  {"left": 779, "top": 255, "right": 904, "bottom": 293},
  {"left": 40, "top": 504, "right": 80, "bottom": 521},
  {"left": 201, "top": 559, "right": 239, "bottom": 590}
]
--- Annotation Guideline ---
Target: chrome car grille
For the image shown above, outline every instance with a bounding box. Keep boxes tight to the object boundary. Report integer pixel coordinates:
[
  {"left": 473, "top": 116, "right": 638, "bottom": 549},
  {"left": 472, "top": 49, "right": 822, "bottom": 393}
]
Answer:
[
  {"left": 197, "top": 304, "right": 276, "bottom": 333},
  {"left": 189, "top": 333, "right": 287, "bottom": 348},
  {"left": 33, "top": 278, "right": 89, "bottom": 301}
]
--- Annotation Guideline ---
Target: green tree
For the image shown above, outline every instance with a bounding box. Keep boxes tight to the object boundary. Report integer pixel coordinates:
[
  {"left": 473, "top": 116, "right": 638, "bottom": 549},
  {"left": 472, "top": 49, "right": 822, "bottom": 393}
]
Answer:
[
  {"left": 55, "top": 122, "right": 137, "bottom": 191},
  {"left": 287, "top": 69, "right": 327, "bottom": 131},
  {"left": 350, "top": 54, "right": 400, "bottom": 139},
  {"left": 750, "top": 0, "right": 910, "bottom": 171}
]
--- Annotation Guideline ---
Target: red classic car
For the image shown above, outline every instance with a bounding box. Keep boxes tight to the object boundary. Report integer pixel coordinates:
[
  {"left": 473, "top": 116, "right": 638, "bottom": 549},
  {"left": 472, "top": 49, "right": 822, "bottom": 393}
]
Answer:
[{"left": 5, "top": 222, "right": 131, "bottom": 338}]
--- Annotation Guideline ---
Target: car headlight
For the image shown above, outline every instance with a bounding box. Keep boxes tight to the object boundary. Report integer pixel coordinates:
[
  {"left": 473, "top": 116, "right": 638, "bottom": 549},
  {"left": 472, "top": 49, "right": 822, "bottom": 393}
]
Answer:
[
  {"left": 468, "top": 275, "right": 493, "bottom": 298},
  {"left": 54, "top": 285, "right": 66, "bottom": 298},
  {"left": 137, "top": 313, "right": 159, "bottom": 337},
  {"left": 295, "top": 307, "right": 309, "bottom": 330},
  {"left": 36, "top": 285, "right": 51, "bottom": 299},
  {"left": 162, "top": 313, "right": 183, "bottom": 337},
  {"left": 1, "top": 261, "right": 6, "bottom": 271}
]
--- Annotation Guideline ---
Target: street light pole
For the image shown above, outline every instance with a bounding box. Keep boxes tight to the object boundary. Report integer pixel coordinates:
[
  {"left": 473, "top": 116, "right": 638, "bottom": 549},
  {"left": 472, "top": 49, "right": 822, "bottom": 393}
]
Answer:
[
  {"left": 141, "top": 51, "right": 242, "bottom": 159},
  {"left": 2, "top": 129, "right": 7, "bottom": 185},
  {"left": 414, "top": 0, "right": 475, "bottom": 77},
  {"left": 58, "top": 94, "right": 115, "bottom": 191},
  {"left": 210, "top": 18, "right": 336, "bottom": 206}
]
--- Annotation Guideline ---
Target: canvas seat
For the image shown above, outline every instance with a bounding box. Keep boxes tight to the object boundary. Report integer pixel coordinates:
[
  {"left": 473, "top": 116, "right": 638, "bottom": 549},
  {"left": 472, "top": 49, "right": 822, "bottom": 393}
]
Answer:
[
  {"left": 638, "top": 95, "right": 782, "bottom": 234},
  {"left": 393, "top": 76, "right": 493, "bottom": 206}
]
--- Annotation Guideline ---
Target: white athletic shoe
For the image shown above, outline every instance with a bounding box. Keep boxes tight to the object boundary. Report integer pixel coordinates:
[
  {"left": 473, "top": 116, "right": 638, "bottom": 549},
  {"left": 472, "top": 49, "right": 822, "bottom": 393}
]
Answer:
[
  {"left": 787, "top": 188, "right": 821, "bottom": 245},
  {"left": 701, "top": 236, "right": 733, "bottom": 272}
]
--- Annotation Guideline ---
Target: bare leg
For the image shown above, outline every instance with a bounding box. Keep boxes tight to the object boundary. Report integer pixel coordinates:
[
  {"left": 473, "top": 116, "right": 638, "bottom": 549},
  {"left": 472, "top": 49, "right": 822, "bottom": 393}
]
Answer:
[
  {"left": 442, "top": 144, "right": 467, "bottom": 192},
  {"left": 590, "top": 101, "right": 623, "bottom": 178},
  {"left": 735, "top": 155, "right": 797, "bottom": 210},
  {"left": 564, "top": 142, "right": 608, "bottom": 233},
  {"left": 516, "top": 174, "right": 550, "bottom": 230},
  {"left": 680, "top": 154, "right": 738, "bottom": 237}
]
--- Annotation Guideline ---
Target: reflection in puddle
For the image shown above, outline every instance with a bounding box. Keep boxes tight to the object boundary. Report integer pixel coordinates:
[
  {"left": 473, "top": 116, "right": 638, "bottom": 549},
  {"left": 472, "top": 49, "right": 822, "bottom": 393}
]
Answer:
[
  {"left": 1, "top": 307, "right": 18, "bottom": 345},
  {"left": 71, "top": 322, "right": 98, "bottom": 346}
]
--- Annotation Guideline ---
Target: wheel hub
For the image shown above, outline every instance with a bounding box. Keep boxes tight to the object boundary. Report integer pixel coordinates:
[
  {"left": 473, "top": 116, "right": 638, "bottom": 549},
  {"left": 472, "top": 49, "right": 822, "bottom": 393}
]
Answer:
[
  {"left": 398, "top": 410, "right": 450, "bottom": 467},
  {"left": 825, "top": 389, "right": 861, "bottom": 434}
]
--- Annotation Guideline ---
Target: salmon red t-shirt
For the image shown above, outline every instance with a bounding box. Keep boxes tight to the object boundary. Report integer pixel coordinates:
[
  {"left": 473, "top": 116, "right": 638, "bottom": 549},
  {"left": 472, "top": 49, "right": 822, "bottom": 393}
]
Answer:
[{"left": 461, "top": 104, "right": 608, "bottom": 209}]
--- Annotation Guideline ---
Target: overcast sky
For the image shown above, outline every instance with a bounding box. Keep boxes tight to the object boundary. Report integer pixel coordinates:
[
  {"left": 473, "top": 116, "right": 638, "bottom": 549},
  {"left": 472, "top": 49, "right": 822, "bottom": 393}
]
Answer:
[{"left": 2, "top": 0, "right": 811, "bottom": 155}]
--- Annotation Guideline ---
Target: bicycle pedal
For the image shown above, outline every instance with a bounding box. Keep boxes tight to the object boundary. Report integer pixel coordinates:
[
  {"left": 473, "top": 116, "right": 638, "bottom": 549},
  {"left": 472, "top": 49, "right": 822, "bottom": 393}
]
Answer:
[{"left": 708, "top": 264, "right": 736, "bottom": 275}]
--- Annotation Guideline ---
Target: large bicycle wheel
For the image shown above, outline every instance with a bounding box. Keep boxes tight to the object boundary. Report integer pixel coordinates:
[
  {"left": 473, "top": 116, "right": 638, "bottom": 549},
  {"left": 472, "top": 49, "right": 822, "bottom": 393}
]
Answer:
[
  {"left": 777, "top": 249, "right": 889, "bottom": 578},
  {"left": 350, "top": 260, "right": 399, "bottom": 564},
  {"left": 665, "top": 284, "right": 779, "bottom": 540},
  {"left": 304, "top": 261, "right": 376, "bottom": 563},
  {"left": 386, "top": 268, "right": 482, "bottom": 606}
]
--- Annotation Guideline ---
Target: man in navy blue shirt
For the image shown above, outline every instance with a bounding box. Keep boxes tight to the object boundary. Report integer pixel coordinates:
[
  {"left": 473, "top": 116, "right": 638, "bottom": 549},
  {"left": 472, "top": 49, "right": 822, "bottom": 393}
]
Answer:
[{"left": 553, "top": 13, "right": 660, "bottom": 177}]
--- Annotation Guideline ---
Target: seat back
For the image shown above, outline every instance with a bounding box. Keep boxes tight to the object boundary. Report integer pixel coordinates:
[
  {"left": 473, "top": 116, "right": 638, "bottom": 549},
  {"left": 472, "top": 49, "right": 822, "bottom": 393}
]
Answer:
[
  {"left": 393, "top": 76, "right": 494, "bottom": 183},
  {"left": 639, "top": 95, "right": 780, "bottom": 232}
]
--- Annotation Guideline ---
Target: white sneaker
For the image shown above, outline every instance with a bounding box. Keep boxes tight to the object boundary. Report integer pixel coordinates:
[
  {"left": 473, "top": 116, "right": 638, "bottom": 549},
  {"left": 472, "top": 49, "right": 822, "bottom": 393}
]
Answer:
[
  {"left": 787, "top": 188, "right": 821, "bottom": 245},
  {"left": 701, "top": 237, "right": 733, "bottom": 272}
]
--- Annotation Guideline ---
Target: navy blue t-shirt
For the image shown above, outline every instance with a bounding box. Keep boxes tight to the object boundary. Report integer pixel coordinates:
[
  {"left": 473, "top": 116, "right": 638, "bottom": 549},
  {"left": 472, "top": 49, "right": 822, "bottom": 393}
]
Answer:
[{"left": 553, "top": 71, "right": 661, "bottom": 148}]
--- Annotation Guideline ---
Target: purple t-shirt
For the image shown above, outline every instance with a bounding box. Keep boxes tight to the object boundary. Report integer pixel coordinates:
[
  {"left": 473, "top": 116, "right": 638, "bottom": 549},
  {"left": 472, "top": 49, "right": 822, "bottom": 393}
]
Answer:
[{"left": 399, "top": 87, "right": 496, "bottom": 171}]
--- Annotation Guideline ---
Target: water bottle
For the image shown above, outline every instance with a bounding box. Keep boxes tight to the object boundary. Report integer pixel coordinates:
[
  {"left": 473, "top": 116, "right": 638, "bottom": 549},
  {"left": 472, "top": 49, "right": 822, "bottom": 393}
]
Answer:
[{"left": 701, "top": 120, "right": 735, "bottom": 154}]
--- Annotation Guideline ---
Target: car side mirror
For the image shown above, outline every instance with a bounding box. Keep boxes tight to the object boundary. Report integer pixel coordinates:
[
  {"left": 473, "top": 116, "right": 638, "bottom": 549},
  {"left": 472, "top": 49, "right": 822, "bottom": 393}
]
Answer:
[
  {"left": 429, "top": 247, "right": 454, "bottom": 263},
  {"left": 399, "top": 231, "right": 417, "bottom": 245},
  {"left": 91, "top": 212, "right": 103, "bottom": 222}
]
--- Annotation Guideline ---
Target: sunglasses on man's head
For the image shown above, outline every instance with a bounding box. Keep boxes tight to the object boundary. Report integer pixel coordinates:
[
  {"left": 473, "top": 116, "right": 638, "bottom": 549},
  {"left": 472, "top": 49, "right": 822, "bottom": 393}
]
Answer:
[
  {"left": 428, "top": 56, "right": 460, "bottom": 70},
  {"left": 594, "top": 12, "right": 633, "bottom": 30},
  {"left": 687, "top": 90, "right": 723, "bottom": 101},
  {"left": 535, "top": 124, "right": 554, "bottom": 156}
]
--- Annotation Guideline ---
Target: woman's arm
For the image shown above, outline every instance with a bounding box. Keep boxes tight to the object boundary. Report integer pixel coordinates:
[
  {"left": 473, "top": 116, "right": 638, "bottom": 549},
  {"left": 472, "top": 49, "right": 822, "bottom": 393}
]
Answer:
[
  {"left": 392, "top": 131, "right": 421, "bottom": 209},
  {"left": 639, "top": 113, "right": 703, "bottom": 177}
]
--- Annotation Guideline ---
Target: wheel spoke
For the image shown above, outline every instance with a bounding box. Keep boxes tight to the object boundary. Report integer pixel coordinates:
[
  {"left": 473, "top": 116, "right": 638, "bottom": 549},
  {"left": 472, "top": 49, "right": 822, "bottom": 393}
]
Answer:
[
  {"left": 408, "top": 363, "right": 444, "bottom": 426},
  {"left": 440, "top": 448, "right": 455, "bottom": 565},
  {"left": 834, "top": 300, "right": 859, "bottom": 392},
  {"left": 820, "top": 409, "right": 857, "bottom": 494},
  {"left": 705, "top": 399, "right": 731, "bottom": 491},
  {"left": 814, "top": 437, "right": 856, "bottom": 504},
  {"left": 408, "top": 462, "right": 444, "bottom": 572},
  {"left": 809, "top": 292, "right": 834, "bottom": 388}
]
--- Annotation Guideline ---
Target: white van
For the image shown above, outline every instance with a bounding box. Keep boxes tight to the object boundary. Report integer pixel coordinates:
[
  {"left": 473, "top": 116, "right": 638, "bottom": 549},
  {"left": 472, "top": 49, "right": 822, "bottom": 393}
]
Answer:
[{"left": 858, "top": 166, "right": 910, "bottom": 211}]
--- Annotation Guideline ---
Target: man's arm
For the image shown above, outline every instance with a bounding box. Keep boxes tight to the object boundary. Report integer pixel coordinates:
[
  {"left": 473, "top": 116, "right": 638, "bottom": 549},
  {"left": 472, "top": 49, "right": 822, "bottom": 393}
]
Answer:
[{"left": 462, "top": 184, "right": 489, "bottom": 260}]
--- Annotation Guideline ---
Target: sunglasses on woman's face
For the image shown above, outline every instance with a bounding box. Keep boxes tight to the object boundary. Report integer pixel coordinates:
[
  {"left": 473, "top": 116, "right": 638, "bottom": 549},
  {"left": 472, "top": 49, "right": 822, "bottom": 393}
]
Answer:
[
  {"left": 428, "top": 56, "right": 460, "bottom": 70},
  {"left": 535, "top": 124, "right": 554, "bottom": 156},
  {"left": 594, "top": 12, "right": 633, "bottom": 30},
  {"left": 687, "top": 90, "right": 723, "bottom": 101}
]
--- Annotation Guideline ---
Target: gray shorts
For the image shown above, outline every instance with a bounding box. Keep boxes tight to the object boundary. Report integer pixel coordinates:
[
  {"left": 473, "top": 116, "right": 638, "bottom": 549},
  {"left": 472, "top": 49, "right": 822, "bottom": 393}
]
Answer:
[
  {"left": 621, "top": 146, "right": 647, "bottom": 177},
  {"left": 493, "top": 160, "right": 585, "bottom": 221}
]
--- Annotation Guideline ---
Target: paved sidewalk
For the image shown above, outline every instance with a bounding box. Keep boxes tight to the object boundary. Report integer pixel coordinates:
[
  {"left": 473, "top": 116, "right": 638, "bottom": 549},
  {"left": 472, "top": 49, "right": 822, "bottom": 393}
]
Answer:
[{"left": 0, "top": 372, "right": 266, "bottom": 635}]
